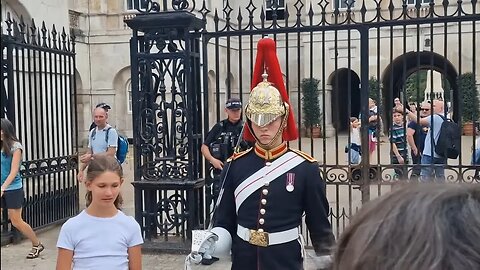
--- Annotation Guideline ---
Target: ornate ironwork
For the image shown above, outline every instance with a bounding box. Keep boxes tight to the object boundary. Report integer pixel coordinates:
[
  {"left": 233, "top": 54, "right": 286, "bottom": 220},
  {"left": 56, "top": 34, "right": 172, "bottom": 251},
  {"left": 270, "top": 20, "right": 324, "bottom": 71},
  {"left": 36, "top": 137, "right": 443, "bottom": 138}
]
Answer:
[
  {"left": 127, "top": 0, "right": 480, "bottom": 250},
  {"left": 1, "top": 14, "right": 78, "bottom": 244}
]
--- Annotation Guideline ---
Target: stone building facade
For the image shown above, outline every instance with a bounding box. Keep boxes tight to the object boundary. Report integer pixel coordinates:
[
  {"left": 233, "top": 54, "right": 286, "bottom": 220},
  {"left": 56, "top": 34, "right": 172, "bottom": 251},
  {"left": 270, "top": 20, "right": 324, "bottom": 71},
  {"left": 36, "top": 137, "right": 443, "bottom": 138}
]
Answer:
[{"left": 2, "top": 0, "right": 479, "bottom": 141}]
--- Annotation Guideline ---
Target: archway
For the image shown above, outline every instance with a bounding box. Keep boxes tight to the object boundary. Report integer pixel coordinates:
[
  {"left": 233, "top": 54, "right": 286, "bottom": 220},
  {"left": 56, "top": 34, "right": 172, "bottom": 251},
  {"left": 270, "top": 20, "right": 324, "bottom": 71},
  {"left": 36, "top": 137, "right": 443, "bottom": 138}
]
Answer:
[
  {"left": 1, "top": 0, "right": 32, "bottom": 31},
  {"left": 329, "top": 68, "right": 361, "bottom": 133},
  {"left": 381, "top": 51, "right": 458, "bottom": 125}
]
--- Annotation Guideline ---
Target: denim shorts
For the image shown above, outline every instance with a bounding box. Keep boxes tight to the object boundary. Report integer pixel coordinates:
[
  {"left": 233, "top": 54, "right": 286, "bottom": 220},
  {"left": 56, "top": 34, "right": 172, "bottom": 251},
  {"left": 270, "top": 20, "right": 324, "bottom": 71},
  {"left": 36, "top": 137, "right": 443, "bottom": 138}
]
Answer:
[{"left": 1, "top": 188, "right": 25, "bottom": 209}]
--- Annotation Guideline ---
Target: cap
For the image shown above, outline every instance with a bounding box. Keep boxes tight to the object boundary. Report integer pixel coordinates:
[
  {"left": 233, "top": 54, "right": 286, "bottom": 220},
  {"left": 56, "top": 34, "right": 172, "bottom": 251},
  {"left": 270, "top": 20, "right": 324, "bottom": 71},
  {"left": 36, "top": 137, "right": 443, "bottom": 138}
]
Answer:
[
  {"left": 243, "top": 38, "right": 298, "bottom": 142},
  {"left": 96, "top": 102, "right": 111, "bottom": 110},
  {"left": 225, "top": 98, "right": 242, "bottom": 110}
]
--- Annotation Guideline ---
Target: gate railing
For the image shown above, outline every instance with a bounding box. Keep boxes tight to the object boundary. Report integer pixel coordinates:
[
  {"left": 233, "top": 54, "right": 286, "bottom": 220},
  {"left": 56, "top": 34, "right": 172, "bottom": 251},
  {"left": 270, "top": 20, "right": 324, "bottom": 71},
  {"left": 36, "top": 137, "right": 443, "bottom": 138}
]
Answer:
[
  {"left": 127, "top": 0, "right": 479, "bottom": 250},
  {"left": 1, "top": 13, "right": 79, "bottom": 244}
]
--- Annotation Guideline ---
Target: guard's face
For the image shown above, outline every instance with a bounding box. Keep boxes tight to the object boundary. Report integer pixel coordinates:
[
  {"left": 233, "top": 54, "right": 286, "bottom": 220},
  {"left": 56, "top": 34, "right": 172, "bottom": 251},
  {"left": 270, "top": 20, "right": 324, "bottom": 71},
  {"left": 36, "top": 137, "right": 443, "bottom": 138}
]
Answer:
[
  {"left": 226, "top": 108, "right": 242, "bottom": 122},
  {"left": 251, "top": 116, "right": 283, "bottom": 145},
  {"left": 93, "top": 107, "right": 108, "bottom": 127},
  {"left": 86, "top": 171, "right": 123, "bottom": 207}
]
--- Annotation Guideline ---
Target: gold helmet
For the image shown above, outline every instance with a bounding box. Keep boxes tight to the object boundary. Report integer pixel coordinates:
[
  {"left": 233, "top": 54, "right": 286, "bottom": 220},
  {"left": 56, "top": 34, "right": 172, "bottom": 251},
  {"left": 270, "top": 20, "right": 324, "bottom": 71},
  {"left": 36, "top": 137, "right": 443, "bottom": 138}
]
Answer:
[
  {"left": 242, "top": 38, "right": 298, "bottom": 142},
  {"left": 245, "top": 73, "right": 288, "bottom": 127}
]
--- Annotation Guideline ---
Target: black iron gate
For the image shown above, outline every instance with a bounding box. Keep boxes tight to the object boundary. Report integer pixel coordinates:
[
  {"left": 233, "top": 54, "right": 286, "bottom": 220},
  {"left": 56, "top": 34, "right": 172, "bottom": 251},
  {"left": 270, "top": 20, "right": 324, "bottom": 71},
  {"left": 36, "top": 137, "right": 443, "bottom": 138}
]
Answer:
[
  {"left": 1, "top": 14, "right": 79, "bottom": 244},
  {"left": 127, "top": 0, "right": 479, "bottom": 250}
]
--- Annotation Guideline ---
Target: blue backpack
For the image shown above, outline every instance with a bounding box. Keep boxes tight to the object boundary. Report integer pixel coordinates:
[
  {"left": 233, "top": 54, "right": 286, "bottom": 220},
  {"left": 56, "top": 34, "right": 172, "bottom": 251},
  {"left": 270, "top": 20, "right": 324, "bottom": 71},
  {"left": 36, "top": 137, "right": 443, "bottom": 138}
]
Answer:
[{"left": 91, "top": 127, "right": 129, "bottom": 164}]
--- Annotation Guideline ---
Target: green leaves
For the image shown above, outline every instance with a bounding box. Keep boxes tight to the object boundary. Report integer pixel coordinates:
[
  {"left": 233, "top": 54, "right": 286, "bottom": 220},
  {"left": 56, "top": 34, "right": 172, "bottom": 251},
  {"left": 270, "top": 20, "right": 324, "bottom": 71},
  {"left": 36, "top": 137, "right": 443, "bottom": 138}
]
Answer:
[
  {"left": 301, "top": 78, "right": 322, "bottom": 129},
  {"left": 459, "top": 72, "right": 479, "bottom": 123}
]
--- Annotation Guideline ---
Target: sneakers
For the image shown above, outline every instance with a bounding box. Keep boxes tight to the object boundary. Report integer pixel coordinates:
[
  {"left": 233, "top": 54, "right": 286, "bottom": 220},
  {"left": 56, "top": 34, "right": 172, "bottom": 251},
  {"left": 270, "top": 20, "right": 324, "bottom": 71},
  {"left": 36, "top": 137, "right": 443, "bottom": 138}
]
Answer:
[{"left": 26, "top": 242, "right": 44, "bottom": 259}]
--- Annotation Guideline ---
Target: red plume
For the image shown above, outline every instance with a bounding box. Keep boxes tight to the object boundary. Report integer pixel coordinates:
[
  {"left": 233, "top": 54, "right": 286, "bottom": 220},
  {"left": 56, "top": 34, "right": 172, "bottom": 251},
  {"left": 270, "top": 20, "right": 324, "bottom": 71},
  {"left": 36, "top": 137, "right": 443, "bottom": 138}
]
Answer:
[{"left": 243, "top": 38, "right": 298, "bottom": 142}]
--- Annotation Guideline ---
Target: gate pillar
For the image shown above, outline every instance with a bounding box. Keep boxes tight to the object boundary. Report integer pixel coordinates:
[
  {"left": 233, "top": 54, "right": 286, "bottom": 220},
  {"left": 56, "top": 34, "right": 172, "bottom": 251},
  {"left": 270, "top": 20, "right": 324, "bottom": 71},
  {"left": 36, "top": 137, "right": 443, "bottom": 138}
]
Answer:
[
  {"left": 126, "top": 7, "right": 206, "bottom": 252},
  {"left": 323, "top": 84, "right": 335, "bottom": 137}
]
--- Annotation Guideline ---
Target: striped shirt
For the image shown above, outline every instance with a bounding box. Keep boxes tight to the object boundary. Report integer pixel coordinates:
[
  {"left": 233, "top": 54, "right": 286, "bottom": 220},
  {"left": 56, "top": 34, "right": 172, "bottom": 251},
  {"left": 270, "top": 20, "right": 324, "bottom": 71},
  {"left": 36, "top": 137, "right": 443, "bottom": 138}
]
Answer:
[{"left": 390, "top": 123, "right": 407, "bottom": 159}]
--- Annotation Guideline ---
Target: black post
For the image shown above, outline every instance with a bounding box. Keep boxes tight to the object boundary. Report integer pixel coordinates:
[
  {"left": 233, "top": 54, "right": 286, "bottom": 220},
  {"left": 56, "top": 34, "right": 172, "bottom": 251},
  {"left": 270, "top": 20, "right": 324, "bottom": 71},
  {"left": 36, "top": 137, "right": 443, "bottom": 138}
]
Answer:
[{"left": 126, "top": 6, "right": 206, "bottom": 252}]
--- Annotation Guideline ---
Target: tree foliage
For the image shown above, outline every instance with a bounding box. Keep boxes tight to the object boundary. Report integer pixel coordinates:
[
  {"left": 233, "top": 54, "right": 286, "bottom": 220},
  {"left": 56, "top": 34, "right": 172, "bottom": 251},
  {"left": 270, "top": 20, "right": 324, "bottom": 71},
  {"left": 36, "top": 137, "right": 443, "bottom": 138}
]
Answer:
[
  {"left": 459, "top": 72, "right": 479, "bottom": 123},
  {"left": 301, "top": 78, "right": 322, "bottom": 128},
  {"left": 368, "top": 76, "right": 380, "bottom": 103}
]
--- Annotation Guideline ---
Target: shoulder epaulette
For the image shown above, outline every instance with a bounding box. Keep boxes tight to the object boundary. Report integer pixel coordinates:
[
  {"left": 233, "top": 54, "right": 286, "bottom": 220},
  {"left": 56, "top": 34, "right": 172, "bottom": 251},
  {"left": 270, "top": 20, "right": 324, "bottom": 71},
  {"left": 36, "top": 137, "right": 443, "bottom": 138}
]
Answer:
[
  {"left": 227, "top": 147, "right": 252, "bottom": 162},
  {"left": 290, "top": 148, "right": 317, "bottom": 162}
]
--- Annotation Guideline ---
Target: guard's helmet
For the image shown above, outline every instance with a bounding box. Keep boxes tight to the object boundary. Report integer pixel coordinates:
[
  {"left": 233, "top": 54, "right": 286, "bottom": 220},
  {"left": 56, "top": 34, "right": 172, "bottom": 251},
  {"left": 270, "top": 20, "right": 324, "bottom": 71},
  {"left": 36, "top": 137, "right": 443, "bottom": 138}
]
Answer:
[
  {"left": 243, "top": 38, "right": 298, "bottom": 142},
  {"left": 245, "top": 73, "right": 288, "bottom": 127}
]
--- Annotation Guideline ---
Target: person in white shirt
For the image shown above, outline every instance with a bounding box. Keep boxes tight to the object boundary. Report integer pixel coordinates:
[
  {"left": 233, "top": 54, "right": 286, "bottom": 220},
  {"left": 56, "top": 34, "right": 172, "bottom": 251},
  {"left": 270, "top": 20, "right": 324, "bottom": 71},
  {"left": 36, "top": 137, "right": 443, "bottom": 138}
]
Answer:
[
  {"left": 346, "top": 117, "right": 361, "bottom": 164},
  {"left": 56, "top": 155, "right": 143, "bottom": 270}
]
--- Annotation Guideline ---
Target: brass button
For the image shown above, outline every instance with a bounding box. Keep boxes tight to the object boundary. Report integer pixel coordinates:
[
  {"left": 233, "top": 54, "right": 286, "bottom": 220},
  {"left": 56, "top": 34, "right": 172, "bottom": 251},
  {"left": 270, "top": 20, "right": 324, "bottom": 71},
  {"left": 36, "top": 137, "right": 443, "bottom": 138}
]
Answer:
[
  {"left": 265, "top": 162, "right": 272, "bottom": 166},
  {"left": 261, "top": 199, "right": 267, "bottom": 205},
  {"left": 262, "top": 189, "right": 269, "bottom": 196},
  {"left": 264, "top": 182, "right": 270, "bottom": 187},
  {"left": 260, "top": 209, "right": 266, "bottom": 215},
  {"left": 259, "top": 218, "right": 265, "bottom": 225}
]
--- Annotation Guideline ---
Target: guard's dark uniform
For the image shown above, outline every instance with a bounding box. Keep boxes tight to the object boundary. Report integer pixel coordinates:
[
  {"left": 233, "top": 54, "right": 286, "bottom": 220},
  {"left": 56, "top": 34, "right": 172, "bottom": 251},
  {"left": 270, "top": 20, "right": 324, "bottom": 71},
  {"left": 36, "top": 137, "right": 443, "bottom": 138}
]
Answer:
[
  {"left": 204, "top": 119, "right": 244, "bottom": 162},
  {"left": 204, "top": 119, "right": 246, "bottom": 203},
  {"left": 213, "top": 142, "right": 335, "bottom": 270}
]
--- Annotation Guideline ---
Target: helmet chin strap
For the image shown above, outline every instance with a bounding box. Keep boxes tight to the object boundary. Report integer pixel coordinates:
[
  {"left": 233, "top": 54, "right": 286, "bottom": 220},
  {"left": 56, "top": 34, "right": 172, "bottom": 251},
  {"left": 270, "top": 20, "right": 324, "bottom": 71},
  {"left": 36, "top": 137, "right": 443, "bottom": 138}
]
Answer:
[{"left": 250, "top": 104, "right": 290, "bottom": 150}]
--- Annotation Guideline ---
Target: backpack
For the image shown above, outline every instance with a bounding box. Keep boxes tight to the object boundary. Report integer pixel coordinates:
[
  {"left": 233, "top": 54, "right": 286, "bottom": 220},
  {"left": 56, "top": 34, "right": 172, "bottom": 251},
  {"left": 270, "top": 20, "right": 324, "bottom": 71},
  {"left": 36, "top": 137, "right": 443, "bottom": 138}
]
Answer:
[
  {"left": 434, "top": 115, "right": 461, "bottom": 159},
  {"left": 91, "top": 127, "right": 129, "bottom": 164}
]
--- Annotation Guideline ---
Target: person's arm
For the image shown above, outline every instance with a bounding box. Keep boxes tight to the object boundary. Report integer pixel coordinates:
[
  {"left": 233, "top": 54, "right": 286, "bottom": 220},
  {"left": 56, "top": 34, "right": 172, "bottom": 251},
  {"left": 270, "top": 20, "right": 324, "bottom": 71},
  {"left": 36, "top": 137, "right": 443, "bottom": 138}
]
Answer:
[
  {"left": 128, "top": 245, "right": 142, "bottom": 270},
  {"left": 406, "top": 127, "right": 418, "bottom": 156},
  {"left": 201, "top": 144, "right": 223, "bottom": 170},
  {"left": 397, "top": 105, "right": 430, "bottom": 126},
  {"left": 304, "top": 163, "right": 335, "bottom": 255},
  {"left": 105, "top": 128, "right": 119, "bottom": 157},
  {"left": 77, "top": 148, "right": 92, "bottom": 182},
  {"left": 55, "top": 248, "right": 73, "bottom": 270},
  {"left": 202, "top": 124, "right": 224, "bottom": 170},
  {"left": 1, "top": 148, "right": 22, "bottom": 194},
  {"left": 391, "top": 142, "right": 404, "bottom": 163}
]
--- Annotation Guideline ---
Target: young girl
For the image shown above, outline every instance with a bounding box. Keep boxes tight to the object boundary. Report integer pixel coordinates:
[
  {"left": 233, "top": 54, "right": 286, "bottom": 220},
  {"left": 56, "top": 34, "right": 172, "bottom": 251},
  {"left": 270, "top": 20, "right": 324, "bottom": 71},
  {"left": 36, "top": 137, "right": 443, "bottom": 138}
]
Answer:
[
  {"left": 346, "top": 117, "right": 361, "bottom": 165},
  {"left": 1, "top": 118, "right": 44, "bottom": 259},
  {"left": 56, "top": 155, "right": 143, "bottom": 270}
]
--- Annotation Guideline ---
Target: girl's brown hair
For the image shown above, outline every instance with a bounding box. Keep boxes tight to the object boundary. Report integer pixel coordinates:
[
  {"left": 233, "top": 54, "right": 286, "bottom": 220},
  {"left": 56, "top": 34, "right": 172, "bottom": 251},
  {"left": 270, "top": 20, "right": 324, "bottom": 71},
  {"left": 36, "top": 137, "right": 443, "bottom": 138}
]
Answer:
[
  {"left": 85, "top": 155, "right": 124, "bottom": 209},
  {"left": 333, "top": 183, "right": 480, "bottom": 270},
  {"left": 1, "top": 118, "right": 20, "bottom": 156}
]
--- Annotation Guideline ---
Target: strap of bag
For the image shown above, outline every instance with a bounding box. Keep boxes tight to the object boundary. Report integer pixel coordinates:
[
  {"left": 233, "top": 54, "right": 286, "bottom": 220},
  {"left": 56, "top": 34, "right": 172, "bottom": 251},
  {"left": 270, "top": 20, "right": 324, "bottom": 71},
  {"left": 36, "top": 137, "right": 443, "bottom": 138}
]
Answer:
[
  {"left": 432, "top": 114, "right": 446, "bottom": 151},
  {"left": 105, "top": 127, "right": 112, "bottom": 143}
]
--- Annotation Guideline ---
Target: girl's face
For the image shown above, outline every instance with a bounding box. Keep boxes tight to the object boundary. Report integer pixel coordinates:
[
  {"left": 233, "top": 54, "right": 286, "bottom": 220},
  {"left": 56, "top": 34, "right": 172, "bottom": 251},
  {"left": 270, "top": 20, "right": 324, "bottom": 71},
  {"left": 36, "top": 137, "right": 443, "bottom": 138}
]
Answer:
[{"left": 86, "top": 171, "right": 123, "bottom": 207}]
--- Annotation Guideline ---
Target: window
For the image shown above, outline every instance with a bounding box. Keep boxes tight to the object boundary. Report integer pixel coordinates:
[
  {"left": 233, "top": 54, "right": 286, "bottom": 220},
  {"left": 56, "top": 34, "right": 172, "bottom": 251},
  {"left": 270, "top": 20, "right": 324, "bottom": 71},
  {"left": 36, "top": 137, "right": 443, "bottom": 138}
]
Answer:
[
  {"left": 335, "top": 0, "right": 355, "bottom": 9},
  {"left": 406, "top": 0, "right": 432, "bottom": 5},
  {"left": 126, "top": 81, "right": 132, "bottom": 113},
  {"left": 126, "top": 0, "right": 147, "bottom": 11},
  {"left": 265, "top": 0, "right": 285, "bottom": 20}
]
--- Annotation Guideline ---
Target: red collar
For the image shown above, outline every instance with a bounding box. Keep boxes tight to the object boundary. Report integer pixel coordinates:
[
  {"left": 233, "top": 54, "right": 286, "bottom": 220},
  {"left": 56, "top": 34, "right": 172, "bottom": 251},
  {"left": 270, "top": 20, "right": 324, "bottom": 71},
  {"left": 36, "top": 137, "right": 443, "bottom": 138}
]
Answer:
[{"left": 254, "top": 142, "right": 288, "bottom": 160}]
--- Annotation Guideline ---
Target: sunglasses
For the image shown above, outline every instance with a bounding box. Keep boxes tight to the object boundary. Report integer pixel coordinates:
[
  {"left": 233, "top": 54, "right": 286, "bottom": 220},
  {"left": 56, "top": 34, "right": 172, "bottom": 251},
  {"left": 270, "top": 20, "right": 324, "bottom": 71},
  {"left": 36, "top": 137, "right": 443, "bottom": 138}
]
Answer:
[{"left": 420, "top": 108, "right": 430, "bottom": 111}]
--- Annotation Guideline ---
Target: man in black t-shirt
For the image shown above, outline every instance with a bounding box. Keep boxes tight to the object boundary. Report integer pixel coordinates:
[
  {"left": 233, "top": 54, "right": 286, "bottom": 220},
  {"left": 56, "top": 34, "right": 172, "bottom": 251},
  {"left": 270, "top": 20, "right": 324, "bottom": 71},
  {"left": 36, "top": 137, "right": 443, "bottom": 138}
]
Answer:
[
  {"left": 406, "top": 102, "right": 429, "bottom": 178},
  {"left": 201, "top": 97, "right": 249, "bottom": 205}
]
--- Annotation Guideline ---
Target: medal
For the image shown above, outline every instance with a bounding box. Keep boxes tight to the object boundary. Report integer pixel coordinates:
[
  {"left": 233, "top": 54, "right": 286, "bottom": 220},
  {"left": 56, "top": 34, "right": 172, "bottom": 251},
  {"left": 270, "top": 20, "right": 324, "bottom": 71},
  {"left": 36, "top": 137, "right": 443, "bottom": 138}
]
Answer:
[{"left": 286, "top": 173, "right": 295, "bottom": 192}]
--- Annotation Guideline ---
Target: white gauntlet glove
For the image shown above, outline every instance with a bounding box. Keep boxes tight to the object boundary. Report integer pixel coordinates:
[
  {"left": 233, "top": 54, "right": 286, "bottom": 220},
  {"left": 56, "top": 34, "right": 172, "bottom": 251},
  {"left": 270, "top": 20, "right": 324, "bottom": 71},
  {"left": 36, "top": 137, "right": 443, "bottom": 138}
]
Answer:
[
  {"left": 184, "top": 228, "right": 232, "bottom": 269},
  {"left": 186, "top": 230, "right": 218, "bottom": 263}
]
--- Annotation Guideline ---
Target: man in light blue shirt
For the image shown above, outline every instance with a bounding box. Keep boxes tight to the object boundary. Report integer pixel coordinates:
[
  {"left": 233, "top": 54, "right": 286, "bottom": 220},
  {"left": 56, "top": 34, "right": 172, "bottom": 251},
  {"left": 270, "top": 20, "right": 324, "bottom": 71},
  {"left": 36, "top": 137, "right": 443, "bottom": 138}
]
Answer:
[
  {"left": 400, "top": 100, "right": 447, "bottom": 182},
  {"left": 77, "top": 106, "right": 118, "bottom": 182}
]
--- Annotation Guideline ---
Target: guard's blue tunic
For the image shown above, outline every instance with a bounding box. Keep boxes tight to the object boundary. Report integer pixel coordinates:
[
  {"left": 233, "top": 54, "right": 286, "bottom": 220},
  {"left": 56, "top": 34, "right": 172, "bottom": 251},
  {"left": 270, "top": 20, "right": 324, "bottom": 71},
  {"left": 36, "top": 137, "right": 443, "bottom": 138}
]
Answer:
[{"left": 213, "top": 142, "right": 335, "bottom": 270}]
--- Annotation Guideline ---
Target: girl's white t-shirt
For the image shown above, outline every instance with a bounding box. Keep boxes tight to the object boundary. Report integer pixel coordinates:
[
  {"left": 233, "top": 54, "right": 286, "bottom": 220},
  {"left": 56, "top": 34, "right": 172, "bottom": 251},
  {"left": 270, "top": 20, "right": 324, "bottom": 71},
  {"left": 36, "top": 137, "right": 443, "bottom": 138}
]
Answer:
[
  {"left": 350, "top": 127, "right": 361, "bottom": 145},
  {"left": 57, "top": 210, "right": 143, "bottom": 270}
]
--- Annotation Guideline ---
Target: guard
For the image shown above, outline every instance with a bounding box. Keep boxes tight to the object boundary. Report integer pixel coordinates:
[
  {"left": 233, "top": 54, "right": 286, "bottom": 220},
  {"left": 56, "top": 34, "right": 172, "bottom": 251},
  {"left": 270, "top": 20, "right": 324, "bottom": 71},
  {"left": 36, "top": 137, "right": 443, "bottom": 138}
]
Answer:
[{"left": 186, "top": 38, "right": 335, "bottom": 270}]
